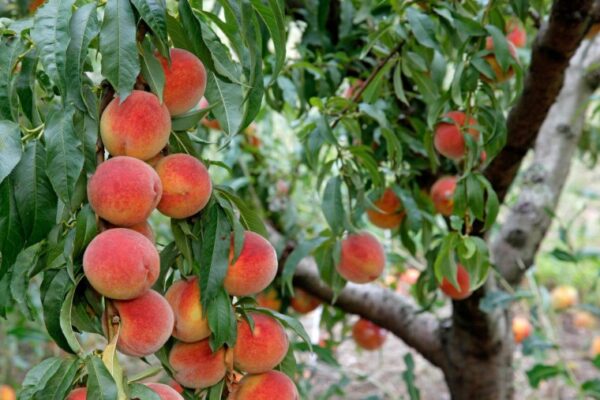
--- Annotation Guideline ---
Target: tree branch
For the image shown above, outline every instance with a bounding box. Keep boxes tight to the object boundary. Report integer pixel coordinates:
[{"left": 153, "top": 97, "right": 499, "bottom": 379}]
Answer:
[{"left": 492, "top": 40, "right": 600, "bottom": 285}]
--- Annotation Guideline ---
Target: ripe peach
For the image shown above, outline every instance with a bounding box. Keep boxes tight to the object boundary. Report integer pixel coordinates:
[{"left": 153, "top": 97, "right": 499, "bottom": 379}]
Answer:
[
  {"left": 336, "top": 232, "right": 386, "bottom": 283},
  {"left": 145, "top": 383, "right": 184, "bottom": 400},
  {"left": 105, "top": 221, "right": 155, "bottom": 243},
  {"left": 573, "top": 311, "right": 597, "bottom": 329},
  {"left": 591, "top": 336, "right": 600, "bottom": 357},
  {"left": 290, "top": 288, "right": 321, "bottom": 314},
  {"left": 234, "top": 312, "right": 289, "bottom": 373},
  {"left": 224, "top": 231, "right": 278, "bottom": 297},
  {"left": 155, "top": 154, "right": 212, "bottom": 219},
  {"left": 343, "top": 79, "right": 364, "bottom": 99},
  {"left": 434, "top": 111, "right": 479, "bottom": 160},
  {"left": 168, "top": 380, "right": 184, "bottom": 394},
  {"left": 482, "top": 36, "right": 518, "bottom": 83},
  {"left": 399, "top": 268, "right": 420, "bottom": 285},
  {"left": 506, "top": 19, "right": 526, "bottom": 48},
  {"left": 100, "top": 90, "right": 171, "bottom": 160},
  {"left": 439, "top": 264, "right": 472, "bottom": 300},
  {"left": 430, "top": 176, "right": 458, "bottom": 216},
  {"left": 65, "top": 388, "right": 86, "bottom": 400},
  {"left": 256, "top": 287, "right": 282, "bottom": 311},
  {"left": 198, "top": 98, "right": 221, "bottom": 130},
  {"left": 230, "top": 371, "right": 298, "bottom": 400},
  {"left": 169, "top": 339, "right": 227, "bottom": 389},
  {"left": 87, "top": 156, "right": 162, "bottom": 227},
  {"left": 512, "top": 316, "right": 532, "bottom": 344},
  {"left": 105, "top": 290, "right": 174, "bottom": 357},
  {"left": 366, "top": 188, "right": 405, "bottom": 229},
  {"left": 165, "top": 277, "right": 210, "bottom": 342},
  {"left": 0, "top": 385, "right": 16, "bottom": 400},
  {"left": 551, "top": 285, "right": 578, "bottom": 310},
  {"left": 83, "top": 228, "right": 159, "bottom": 300},
  {"left": 352, "top": 318, "right": 387, "bottom": 351},
  {"left": 158, "top": 48, "right": 207, "bottom": 116}
]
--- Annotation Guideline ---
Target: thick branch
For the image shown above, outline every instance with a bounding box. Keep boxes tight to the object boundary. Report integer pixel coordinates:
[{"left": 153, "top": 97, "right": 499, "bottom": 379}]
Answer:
[
  {"left": 485, "top": 0, "right": 596, "bottom": 202},
  {"left": 492, "top": 41, "right": 600, "bottom": 285}
]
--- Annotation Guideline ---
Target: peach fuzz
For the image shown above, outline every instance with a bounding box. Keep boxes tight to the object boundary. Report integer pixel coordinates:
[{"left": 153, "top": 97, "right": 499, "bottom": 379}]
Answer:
[
  {"left": 224, "top": 231, "right": 278, "bottom": 297},
  {"left": 256, "top": 287, "right": 282, "bottom": 311},
  {"left": 104, "top": 290, "right": 174, "bottom": 357},
  {"left": 165, "top": 277, "right": 210, "bottom": 342},
  {"left": 234, "top": 312, "right": 289, "bottom": 373},
  {"left": 352, "top": 318, "right": 387, "bottom": 351},
  {"left": 367, "top": 188, "right": 405, "bottom": 229},
  {"left": 145, "top": 383, "right": 184, "bottom": 400},
  {"left": 439, "top": 264, "right": 472, "bottom": 300},
  {"left": 512, "top": 316, "right": 532, "bottom": 344},
  {"left": 169, "top": 339, "right": 226, "bottom": 389},
  {"left": 105, "top": 221, "right": 155, "bottom": 243},
  {"left": 83, "top": 229, "right": 159, "bottom": 300},
  {"left": 430, "top": 176, "right": 458, "bottom": 216},
  {"left": 155, "top": 154, "right": 212, "bottom": 219},
  {"left": 230, "top": 371, "right": 298, "bottom": 400},
  {"left": 434, "top": 111, "right": 479, "bottom": 160},
  {"left": 482, "top": 36, "right": 518, "bottom": 83},
  {"left": 65, "top": 388, "right": 86, "bottom": 400},
  {"left": 290, "top": 288, "right": 321, "bottom": 314},
  {"left": 551, "top": 285, "right": 578, "bottom": 310},
  {"left": 87, "top": 156, "right": 162, "bottom": 227},
  {"left": 158, "top": 48, "right": 207, "bottom": 116},
  {"left": 100, "top": 90, "right": 171, "bottom": 160},
  {"left": 336, "top": 232, "right": 386, "bottom": 284},
  {"left": 0, "top": 386, "right": 15, "bottom": 400}
]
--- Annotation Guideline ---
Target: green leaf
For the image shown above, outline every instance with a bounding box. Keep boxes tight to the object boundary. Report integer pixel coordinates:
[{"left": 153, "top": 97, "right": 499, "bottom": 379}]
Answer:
[
  {"left": 249, "top": 307, "right": 313, "bottom": 351},
  {"left": 215, "top": 186, "right": 268, "bottom": 237},
  {"left": 583, "top": 379, "right": 600, "bottom": 398},
  {"left": 44, "top": 357, "right": 81, "bottom": 400},
  {"left": 140, "top": 38, "right": 166, "bottom": 103},
  {"left": 42, "top": 269, "right": 76, "bottom": 354},
  {"left": 60, "top": 277, "right": 84, "bottom": 355},
  {"left": 0, "top": 120, "right": 22, "bottom": 185},
  {"left": 31, "top": 0, "right": 75, "bottom": 96},
  {"left": 45, "top": 106, "right": 84, "bottom": 209},
  {"left": 10, "top": 243, "right": 43, "bottom": 320},
  {"left": 321, "top": 176, "right": 345, "bottom": 236},
  {"left": 485, "top": 24, "right": 511, "bottom": 73},
  {"left": 13, "top": 140, "right": 58, "bottom": 243},
  {"left": 153, "top": 242, "right": 178, "bottom": 294},
  {"left": 128, "top": 383, "right": 161, "bottom": 400},
  {"left": 281, "top": 237, "right": 328, "bottom": 294},
  {"left": 433, "top": 232, "right": 459, "bottom": 286},
  {"left": 206, "top": 380, "right": 225, "bottom": 400},
  {"left": 15, "top": 49, "right": 39, "bottom": 123},
  {"left": 406, "top": 8, "right": 437, "bottom": 49},
  {"left": 86, "top": 357, "right": 118, "bottom": 400},
  {"left": 65, "top": 2, "right": 100, "bottom": 111},
  {"left": 526, "top": 364, "right": 567, "bottom": 388},
  {"left": 402, "top": 354, "right": 420, "bottom": 400},
  {"left": 171, "top": 220, "right": 193, "bottom": 269},
  {"left": 18, "top": 357, "right": 63, "bottom": 400},
  {"left": 0, "top": 179, "right": 25, "bottom": 287},
  {"left": 250, "top": 0, "right": 286, "bottom": 84},
  {"left": 100, "top": 0, "right": 140, "bottom": 101},
  {"left": 479, "top": 290, "right": 534, "bottom": 313},
  {"left": 171, "top": 108, "right": 211, "bottom": 132},
  {"left": 130, "top": 0, "right": 168, "bottom": 47},
  {"left": 207, "top": 287, "right": 237, "bottom": 350},
  {"left": 177, "top": 1, "right": 218, "bottom": 73},
  {"left": 204, "top": 72, "right": 244, "bottom": 135},
  {"left": 0, "top": 39, "right": 25, "bottom": 121},
  {"left": 277, "top": 345, "right": 297, "bottom": 379}
]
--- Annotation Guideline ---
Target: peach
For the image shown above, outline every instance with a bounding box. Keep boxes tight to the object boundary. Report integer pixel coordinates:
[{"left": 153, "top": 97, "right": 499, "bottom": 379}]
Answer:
[
  {"left": 0, "top": 385, "right": 16, "bottom": 400},
  {"left": 224, "top": 231, "right": 278, "bottom": 297},
  {"left": 104, "top": 290, "right": 174, "bottom": 357},
  {"left": 482, "top": 36, "right": 518, "bottom": 83},
  {"left": 230, "top": 371, "right": 298, "bottom": 400},
  {"left": 512, "top": 316, "right": 532, "bottom": 344},
  {"left": 158, "top": 48, "right": 207, "bottom": 116},
  {"left": 100, "top": 90, "right": 171, "bottom": 160},
  {"left": 198, "top": 98, "right": 222, "bottom": 130},
  {"left": 256, "top": 287, "right": 282, "bottom": 311},
  {"left": 83, "top": 228, "right": 159, "bottom": 300},
  {"left": 65, "top": 388, "right": 86, "bottom": 400},
  {"left": 434, "top": 111, "right": 479, "bottom": 160},
  {"left": 573, "top": 311, "right": 597, "bottom": 329},
  {"left": 551, "top": 285, "right": 578, "bottom": 310},
  {"left": 169, "top": 339, "right": 227, "bottom": 389},
  {"left": 168, "top": 380, "right": 184, "bottom": 394},
  {"left": 29, "top": 0, "right": 45, "bottom": 12},
  {"left": 343, "top": 79, "right": 364, "bottom": 99},
  {"left": 336, "top": 232, "right": 386, "bottom": 283},
  {"left": 399, "top": 268, "right": 420, "bottom": 285},
  {"left": 430, "top": 176, "right": 458, "bottom": 216},
  {"left": 439, "top": 264, "right": 472, "bottom": 300},
  {"left": 88, "top": 156, "right": 162, "bottom": 227},
  {"left": 145, "top": 383, "right": 184, "bottom": 400},
  {"left": 352, "top": 318, "right": 387, "bottom": 351},
  {"left": 591, "top": 336, "right": 600, "bottom": 357},
  {"left": 155, "top": 154, "right": 212, "bottom": 219},
  {"left": 105, "top": 221, "right": 155, "bottom": 243},
  {"left": 290, "top": 288, "right": 321, "bottom": 314},
  {"left": 506, "top": 19, "right": 526, "bottom": 48},
  {"left": 234, "top": 312, "right": 289, "bottom": 373},
  {"left": 366, "top": 188, "right": 405, "bottom": 229},
  {"left": 165, "top": 277, "right": 210, "bottom": 342}
]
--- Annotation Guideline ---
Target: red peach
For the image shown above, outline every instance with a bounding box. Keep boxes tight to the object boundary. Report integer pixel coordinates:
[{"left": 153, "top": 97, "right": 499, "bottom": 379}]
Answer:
[
  {"left": 0, "top": 385, "right": 16, "bottom": 400},
  {"left": 65, "top": 388, "right": 86, "bottom": 400},
  {"left": 483, "top": 36, "right": 518, "bottom": 83},
  {"left": 430, "top": 176, "right": 458, "bottom": 216},
  {"left": 366, "top": 188, "right": 405, "bottom": 229},
  {"left": 165, "top": 277, "right": 211, "bottom": 343},
  {"left": 234, "top": 313, "right": 289, "bottom": 374},
  {"left": 145, "top": 383, "right": 184, "bottom": 400},
  {"left": 100, "top": 90, "right": 171, "bottom": 160},
  {"left": 439, "top": 264, "right": 472, "bottom": 300},
  {"left": 336, "top": 232, "right": 386, "bottom": 284},
  {"left": 105, "top": 290, "right": 174, "bottom": 357},
  {"left": 167, "top": 380, "right": 184, "bottom": 394},
  {"left": 83, "top": 228, "right": 159, "bottom": 300},
  {"left": 290, "top": 288, "right": 321, "bottom": 314},
  {"left": 230, "top": 371, "right": 298, "bottom": 400},
  {"left": 224, "top": 231, "right": 278, "bottom": 297},
  {"left": 434, "top": 111, "right": 479, "bottom": 160},
  {"left": 155, "top": 154, "right": 212, "bottom": 219},
  {"left": 169, "top": 339, "right": 227, "bottom": 389},
  {"left": 512, "top": 316, "right": 532, "bottom": 344},
  {"left": 256, "top": 287, "right": 282, "bottom": 311},
  {"left": 352, "top": 318, "right": 387, "bottom": 351},
  {"left": 87, "top": 156, "right": 162, "bottom": 227},
  {"left": 506, "top": 19, "right": 526, "bottom": 48}
]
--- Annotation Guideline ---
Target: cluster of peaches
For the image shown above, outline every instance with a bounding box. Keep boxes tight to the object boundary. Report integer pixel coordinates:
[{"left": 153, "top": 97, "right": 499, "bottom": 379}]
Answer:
[{"left": 64, "top": 48, "right": 297, "bottom": 399}]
